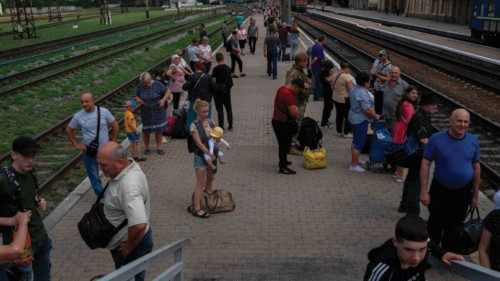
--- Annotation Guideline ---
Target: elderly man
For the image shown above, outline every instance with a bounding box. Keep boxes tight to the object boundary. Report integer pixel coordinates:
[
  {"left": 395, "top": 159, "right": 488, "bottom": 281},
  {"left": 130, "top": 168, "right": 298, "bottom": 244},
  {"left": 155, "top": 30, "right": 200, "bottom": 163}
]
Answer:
[
  {"left": 382, "top": 66, "right": 408, "bottom": 131},
  {"left": 97, "top": 142, "right": 153, "bottom": 281},
  {"left": 285, "top": 52, "right": 312, "bottom": 155},
  {"left": 420, "top": 109, "right": 481, "bottom": 246},
  {"left": 66, "top": 92, "right": 119, "bottom": 196}
]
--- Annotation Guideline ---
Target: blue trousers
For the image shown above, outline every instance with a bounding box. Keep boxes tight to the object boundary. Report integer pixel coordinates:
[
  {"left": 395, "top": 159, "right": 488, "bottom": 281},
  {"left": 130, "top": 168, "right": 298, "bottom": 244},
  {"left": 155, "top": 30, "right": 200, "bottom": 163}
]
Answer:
[
  {"left": 82, "top": 153, "right": 102, "bottom": 196},
  {"left": 17, "top": 235, "right": 52, "bottom": 281},
  {"left": 312, "top": 67, "right": 323, "bottom": 100},
  {"left": 267, "top": 53, "right": 278, "bottom": 78},
  {"left": 110, "top": 229, "right": 153, "bottom": 281}
]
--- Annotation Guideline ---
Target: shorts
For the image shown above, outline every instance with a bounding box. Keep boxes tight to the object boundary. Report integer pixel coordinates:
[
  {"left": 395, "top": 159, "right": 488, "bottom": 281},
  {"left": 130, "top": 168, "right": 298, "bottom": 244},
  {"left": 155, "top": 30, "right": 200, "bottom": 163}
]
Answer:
[
  {"left": 127, "top": 133, "right": 140, "bottom": 142},
  {"left": 351, "top": 120, "right": 369, "bottom": 151},
  {"left": 193, "top": 153, "right": 207, "bottom": 170}
]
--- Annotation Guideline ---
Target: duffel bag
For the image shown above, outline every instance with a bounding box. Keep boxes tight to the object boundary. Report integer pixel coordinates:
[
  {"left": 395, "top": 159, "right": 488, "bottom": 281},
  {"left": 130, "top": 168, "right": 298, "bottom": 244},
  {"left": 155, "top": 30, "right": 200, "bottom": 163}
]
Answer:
[
  {"left": 441, "top": 205, "right": 483, "bottom": 255},
  {"left": 303, "top": 146, "right": 327, "bottom": 170},
  {"left": 201, "top": 189, "right": 235, "bottom": 214}
]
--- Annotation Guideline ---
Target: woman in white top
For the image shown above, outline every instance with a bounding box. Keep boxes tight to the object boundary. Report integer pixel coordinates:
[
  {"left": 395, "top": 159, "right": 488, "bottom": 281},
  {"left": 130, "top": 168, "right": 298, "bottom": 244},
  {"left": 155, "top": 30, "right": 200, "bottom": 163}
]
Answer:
[
  {"left": 332, "top": 62, "right": 354, "bottom": 137},
  {"left": 187, "top": 38, "right": 199, "bottom": 71},
  {"left": 197, "top": 36, "right": 213, "bottom": 74},
  {"left": 235, "top": 25, "right": 248, "bottom": 55}
]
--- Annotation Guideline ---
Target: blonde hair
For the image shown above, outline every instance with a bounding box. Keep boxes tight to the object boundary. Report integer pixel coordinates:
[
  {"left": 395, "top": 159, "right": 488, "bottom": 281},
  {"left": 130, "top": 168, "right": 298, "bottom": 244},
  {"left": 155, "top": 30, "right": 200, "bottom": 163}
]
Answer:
[
  {"left": 194, "top": 99, "right": 209, "bottom": 110},
  {"left": 139, "top": 72, "right": 152, "bottom": 86}
]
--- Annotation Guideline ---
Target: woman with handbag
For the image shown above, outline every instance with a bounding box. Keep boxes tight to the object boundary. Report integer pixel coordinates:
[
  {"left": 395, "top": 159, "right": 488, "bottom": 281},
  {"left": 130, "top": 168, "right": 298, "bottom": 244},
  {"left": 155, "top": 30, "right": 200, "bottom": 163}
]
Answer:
[
  {"left": 392, "top": 86, "right": 418, "bottom": 182},
  {"left": 397, "top": 94, "right": 438, "bottom": 215},
  {"left": 330, "top": 62, "right": 354, "bottom": 136},
  {"left": 187, "top": 100, "right": 216, "bottom": 218}
]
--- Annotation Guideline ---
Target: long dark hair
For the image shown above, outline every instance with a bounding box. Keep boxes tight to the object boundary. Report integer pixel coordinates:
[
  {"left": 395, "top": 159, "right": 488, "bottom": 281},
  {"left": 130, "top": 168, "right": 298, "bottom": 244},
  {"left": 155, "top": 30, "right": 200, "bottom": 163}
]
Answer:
[
  {"left": 395, "top": 85, "right": 417, "bottom": 121},
  {"left": 321, "top": 60, "right": 334, "bottom": 81}
]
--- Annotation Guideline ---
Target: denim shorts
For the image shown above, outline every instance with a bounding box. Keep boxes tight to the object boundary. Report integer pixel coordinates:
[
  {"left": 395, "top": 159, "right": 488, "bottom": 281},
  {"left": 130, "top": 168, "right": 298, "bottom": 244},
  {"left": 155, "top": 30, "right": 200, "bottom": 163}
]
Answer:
[
  {"left": 193, "top": 153, "right": 207, "bottom": 170},
  {"left": 127, "top": 132, "right": 140, "bottom": 142},
  {"left": 351, "top": 120, "right": 369, "bottom": 151}
]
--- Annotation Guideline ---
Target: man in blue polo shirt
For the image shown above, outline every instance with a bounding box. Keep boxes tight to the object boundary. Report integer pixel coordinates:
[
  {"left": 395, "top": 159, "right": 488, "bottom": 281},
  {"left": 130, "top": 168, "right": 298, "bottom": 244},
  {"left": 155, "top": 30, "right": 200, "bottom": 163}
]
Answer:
[
  {"left": 310, "top": 36, "right": 325, "bottom": 101},
  {"left": 419, "top": 108, "right": 480, "bottom": 246}
]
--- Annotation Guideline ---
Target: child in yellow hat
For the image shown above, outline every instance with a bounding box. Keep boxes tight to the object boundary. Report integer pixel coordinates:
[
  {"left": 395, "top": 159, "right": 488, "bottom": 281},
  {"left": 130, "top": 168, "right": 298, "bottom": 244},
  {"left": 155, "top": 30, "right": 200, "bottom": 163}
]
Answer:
[{"left": 204, "top": 126, "right": 230, "bottom": 170}]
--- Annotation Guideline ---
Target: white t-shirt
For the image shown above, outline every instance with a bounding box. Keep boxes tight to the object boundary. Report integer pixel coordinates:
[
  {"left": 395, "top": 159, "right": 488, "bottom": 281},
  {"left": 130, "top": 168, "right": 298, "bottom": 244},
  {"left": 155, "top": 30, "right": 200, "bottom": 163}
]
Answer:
[
  {"left": 67, "top": 106, "right": 115, "bottom": 145},
  {"left": 103, "top": 160, "right": 150, "bottom": 250},
  {"left": 187, "top": 45, "right": 199, "bottom": 62},
  {"left": 198, "top": 44, "right": 212, "bottom": 62}
]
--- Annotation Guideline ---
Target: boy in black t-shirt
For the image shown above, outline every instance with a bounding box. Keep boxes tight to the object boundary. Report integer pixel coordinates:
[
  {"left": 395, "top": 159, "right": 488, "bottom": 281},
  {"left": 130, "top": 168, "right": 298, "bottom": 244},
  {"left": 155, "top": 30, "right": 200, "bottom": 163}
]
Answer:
[{"left": 211, "top": 53, "right": 234, "bottom": 131}]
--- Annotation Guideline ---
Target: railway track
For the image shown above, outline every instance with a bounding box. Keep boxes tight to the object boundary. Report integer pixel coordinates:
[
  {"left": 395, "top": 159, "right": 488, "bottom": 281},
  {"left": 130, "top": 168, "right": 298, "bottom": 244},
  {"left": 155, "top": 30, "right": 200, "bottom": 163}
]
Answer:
[
  {"left": 296, "top": 14, "right": 500, "bottom": 194},
  {"left": 308, "top": 12, "right": 500, "bottom": 94},
  {"left": 0, "top": 9, "right": 204, "bottom": 61},
  {"left": 0, "top": 14, "right": 240, "bottom": 197},
  {"left": 0, "top": 10, "right": 230, "bottom": 98}
]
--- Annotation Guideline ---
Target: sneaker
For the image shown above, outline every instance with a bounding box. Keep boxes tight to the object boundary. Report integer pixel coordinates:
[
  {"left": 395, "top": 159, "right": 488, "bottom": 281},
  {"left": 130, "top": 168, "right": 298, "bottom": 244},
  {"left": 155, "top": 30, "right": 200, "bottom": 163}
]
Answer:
[
  {"left": 320, "top": 122, "right": 333, "bottom": 129},
  {"left": 227, "top": 126, "right": 234, "bottom": 131},
  {"left": 349, "top": 165, "right": 365, "bottom": 173},
  {"left": 279, "top": 167, "right": 297, "bottom": 175},
  {"left": 393, "top": 175, "right": 405, "bottom": 183},
  {"left": 343, "top": 133, "right": 353, "bottom": 138}
]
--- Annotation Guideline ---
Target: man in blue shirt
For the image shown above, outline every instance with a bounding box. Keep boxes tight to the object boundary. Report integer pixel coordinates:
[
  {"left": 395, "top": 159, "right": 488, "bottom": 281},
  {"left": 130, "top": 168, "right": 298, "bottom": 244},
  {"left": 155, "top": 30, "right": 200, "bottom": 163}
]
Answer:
[
  {"left": 310, "top": 36, "right": 325, "bottom": 101},
  {"left": 420, "top": 108, "right": 481, "bottom": 246}
]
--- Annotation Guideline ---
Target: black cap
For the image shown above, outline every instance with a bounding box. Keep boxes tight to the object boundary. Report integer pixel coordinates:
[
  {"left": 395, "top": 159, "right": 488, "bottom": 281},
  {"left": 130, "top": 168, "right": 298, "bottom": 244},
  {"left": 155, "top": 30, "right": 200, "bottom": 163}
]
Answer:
[{"left": 12, "top": 136, "right": 39, "bottom": 156}]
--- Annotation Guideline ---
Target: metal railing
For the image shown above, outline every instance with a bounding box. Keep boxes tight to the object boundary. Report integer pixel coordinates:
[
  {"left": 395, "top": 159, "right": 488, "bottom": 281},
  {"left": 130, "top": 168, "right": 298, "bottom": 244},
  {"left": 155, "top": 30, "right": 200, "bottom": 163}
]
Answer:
[
  {"left": 98, "top": 238, "right": 191, "bottom": 281},
  {"left": 449, "top": 260, "right": 500, "bottom": 281}
]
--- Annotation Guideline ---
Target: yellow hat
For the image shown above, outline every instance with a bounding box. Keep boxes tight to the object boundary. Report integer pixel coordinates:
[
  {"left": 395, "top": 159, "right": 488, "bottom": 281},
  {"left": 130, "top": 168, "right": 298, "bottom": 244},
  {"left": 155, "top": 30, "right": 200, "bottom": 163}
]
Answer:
[{"left": 210, "top": 127, "right": 224, "bottom": 139}]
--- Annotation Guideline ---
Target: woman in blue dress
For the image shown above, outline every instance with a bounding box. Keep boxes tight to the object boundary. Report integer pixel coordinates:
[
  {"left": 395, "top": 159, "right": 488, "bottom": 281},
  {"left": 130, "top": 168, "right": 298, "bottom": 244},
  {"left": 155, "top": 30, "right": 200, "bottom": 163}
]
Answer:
[{"left": 135, "top": 71, "right": 171, "bottom": 155}]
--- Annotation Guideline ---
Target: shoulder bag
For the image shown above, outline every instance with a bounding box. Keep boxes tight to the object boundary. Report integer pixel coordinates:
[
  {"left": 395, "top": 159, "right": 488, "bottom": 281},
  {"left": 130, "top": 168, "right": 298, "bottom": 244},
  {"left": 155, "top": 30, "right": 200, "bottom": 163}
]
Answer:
[
  {"left": 86, "top": 106, "right": 100, "bottom": 157},
  {"left": 442, "top": 205, "right": 483, "bottom": 255},
  {"left": 77, "top": 182, "right": 128, "bottom": 250}
]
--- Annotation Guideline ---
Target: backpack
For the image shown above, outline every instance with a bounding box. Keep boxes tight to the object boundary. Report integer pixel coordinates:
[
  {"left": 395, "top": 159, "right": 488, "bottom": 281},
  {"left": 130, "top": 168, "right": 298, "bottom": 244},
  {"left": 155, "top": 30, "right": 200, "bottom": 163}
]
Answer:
[
  {"left": 297, "top": 117, "right": 323, "bottom": 150},
  {"left": 369, "top": 120, "right": 393, "bottom": 164},
  {"left": 171, "top": 110, "right": 187, "bottom": 139}
]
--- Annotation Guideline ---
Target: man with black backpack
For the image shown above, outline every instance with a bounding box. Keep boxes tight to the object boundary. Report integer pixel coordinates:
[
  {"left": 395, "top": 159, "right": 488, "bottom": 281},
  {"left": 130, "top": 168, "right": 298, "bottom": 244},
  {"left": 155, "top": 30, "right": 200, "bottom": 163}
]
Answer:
[{"left": 0, "top": 136, "right": 52, "bottom": 281}]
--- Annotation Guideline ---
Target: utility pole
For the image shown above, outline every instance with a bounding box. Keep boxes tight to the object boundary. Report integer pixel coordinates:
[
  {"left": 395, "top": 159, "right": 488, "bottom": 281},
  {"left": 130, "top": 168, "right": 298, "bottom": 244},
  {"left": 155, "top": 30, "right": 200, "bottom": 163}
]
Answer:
[
  {"left": 9, "top": 0, "right": 37, "bottom": 39},
  {"left": 145, "top": 0, "right": 149, "bottom": 18}
]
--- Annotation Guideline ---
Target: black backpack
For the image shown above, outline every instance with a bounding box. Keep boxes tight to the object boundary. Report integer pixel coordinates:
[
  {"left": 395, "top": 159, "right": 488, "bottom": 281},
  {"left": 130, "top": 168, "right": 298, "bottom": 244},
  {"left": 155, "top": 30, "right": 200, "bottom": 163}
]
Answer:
[
  {"left": 297, "top": 117, "right": 323, "bottom": 150},
  {"left": 171, "top": 110, "right": 188, "bottom": 139},
  {"left": 225, "top": 39, "right": 232, "bottom": 53}
]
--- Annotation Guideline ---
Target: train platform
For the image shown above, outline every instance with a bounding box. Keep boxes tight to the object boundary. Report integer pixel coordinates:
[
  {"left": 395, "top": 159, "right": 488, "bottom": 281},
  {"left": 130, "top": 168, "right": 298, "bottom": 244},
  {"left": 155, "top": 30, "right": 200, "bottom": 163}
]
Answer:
[
  {"left": 308, "top": 6, "right": 500, "bottom": 68},
  {"left": 44, "top": 13, "right": 493, "bottom": 281}
]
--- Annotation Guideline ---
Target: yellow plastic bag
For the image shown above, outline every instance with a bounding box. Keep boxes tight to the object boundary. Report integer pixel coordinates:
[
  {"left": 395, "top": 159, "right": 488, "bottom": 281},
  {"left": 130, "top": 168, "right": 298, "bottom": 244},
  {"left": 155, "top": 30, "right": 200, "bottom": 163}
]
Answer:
[{"left": 303, "top": 146, "right": 327, "bottom": 170}]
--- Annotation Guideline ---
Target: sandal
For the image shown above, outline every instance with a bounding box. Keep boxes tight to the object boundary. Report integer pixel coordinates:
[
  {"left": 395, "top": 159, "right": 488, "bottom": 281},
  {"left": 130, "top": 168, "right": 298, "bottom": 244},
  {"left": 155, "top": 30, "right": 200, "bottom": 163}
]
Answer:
[
  {"left": 157, "top": 149, "right": 164, "bottom": 155},
  {"left": 193, "top": 209, "right": 209, "bottom": 218},
  {"left": 144, "top": 149, "right": 151, "bottom": 155}
]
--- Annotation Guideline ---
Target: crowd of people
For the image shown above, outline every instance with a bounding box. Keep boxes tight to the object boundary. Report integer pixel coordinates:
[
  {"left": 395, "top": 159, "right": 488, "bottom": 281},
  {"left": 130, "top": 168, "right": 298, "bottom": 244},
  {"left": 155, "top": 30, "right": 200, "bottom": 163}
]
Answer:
[{"left": 0, "top": 8, "right": 497, "bottom": 281}]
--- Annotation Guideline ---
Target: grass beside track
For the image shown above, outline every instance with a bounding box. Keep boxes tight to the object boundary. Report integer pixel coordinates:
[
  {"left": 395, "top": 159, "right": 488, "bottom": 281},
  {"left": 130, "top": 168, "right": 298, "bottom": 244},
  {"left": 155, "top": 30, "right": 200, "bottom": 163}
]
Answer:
[
  {"left": 0, "top": 19, "right": 228, "bottom": 154},
  {"left": 0, "top": 7, "right": 216, "bottom": 51}
]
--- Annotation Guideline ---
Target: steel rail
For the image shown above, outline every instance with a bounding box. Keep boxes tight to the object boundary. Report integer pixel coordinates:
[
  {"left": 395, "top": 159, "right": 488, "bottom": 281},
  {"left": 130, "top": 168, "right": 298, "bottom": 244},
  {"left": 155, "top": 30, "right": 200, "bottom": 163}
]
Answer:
[{"left": 296, "top": 15, "right": 500, "bottom": 191}]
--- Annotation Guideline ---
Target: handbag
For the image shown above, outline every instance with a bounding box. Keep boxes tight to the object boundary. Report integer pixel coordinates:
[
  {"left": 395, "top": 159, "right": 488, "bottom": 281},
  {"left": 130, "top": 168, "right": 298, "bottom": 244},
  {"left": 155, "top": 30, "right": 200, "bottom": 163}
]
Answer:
[
  {"left": 303, "top": 146, "right": 327, "bottom": 170},
  {"left": 86, "top": 106, "right": 101, "bottom": 157},
  {"left": 385, "top": 136, "right": 419, "bottom": 168},
  {"left": 442, "top": 205, "right": 483, "bottom": 255},
  {"left": 77, "top": 182, "right": 128, "bottom": 250},
  {"left": 200, "top": 189, "right": 235, "bottom": 213}
]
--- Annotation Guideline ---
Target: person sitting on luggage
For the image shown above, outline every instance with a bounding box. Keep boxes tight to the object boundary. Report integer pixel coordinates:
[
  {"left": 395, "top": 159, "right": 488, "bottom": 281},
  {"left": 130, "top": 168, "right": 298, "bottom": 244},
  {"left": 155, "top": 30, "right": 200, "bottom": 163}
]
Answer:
[
  {"left": 364, "top": 215, "right": 463, "bottom": 281},
  {"left": 204, "top": 127, "right": 230, "bottom": 170}
]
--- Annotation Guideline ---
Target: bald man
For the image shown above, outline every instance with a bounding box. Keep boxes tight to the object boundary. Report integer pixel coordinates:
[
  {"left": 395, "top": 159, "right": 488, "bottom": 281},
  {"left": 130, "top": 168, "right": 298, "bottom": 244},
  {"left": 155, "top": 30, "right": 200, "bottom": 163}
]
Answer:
[
  {"left": 96, "top": 142, "right": 152, "bottom": 281},
  {"left": 381, "top": 66, "right": 408, "bottom": 131},
  {"left": 66, "top": 92, "right": 119, "bottom": 195},
  {"left": 420, "top": 108, "right": 481, "bottom": 247}
]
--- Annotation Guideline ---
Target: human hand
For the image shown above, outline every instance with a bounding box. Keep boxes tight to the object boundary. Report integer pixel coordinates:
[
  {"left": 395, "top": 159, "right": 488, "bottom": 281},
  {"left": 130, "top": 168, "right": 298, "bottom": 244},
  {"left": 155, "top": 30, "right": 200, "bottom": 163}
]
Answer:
[
  {"left": 76, "top": 143, "right": 86, "bottom": 151},
  {"left": 420, "top": 192, "right": 430, "bottom": 207},
  {"left": 158, "top": 100, "right": 166, "bottom": 108},
  {"left": 15, "top": 255, "right": 33, "bottom": 266},
  {"left": 136, "top": 97, "right": 145, "bottom": 106},
  {"left": 118, "top": 241, "right": 132, "bottom": 258},
  {"left": 210, "top": 154, "right": 216, "bottom": 161},
  {"left": 36, "top": 197, "right": 47, "bottom": 210},
  {"left": 441, "top": 252, "right": 464, "bottom": 266},
  {"left": 471, "top": 195, "right": 479, "bottom": 208},
  {"left": 13, "top": 211, "right": 31, "bottom": 228}
]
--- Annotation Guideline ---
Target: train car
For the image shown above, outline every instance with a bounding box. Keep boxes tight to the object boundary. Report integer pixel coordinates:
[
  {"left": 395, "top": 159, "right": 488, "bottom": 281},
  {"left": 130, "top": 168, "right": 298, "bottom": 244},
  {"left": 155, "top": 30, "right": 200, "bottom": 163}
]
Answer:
[
  {"left": 291, "top": 0, "right": 308, "bottom": 13},
  {"left": 470, "top": 0, "right": 500, "bottom": 43}
]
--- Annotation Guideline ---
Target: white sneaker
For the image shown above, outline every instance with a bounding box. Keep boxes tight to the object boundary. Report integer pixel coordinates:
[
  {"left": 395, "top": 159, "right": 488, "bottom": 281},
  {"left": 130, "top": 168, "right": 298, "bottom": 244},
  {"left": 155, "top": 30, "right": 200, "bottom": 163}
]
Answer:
[
  {"left": 343, "top": 133, "right": 353, "bottom": 138},
  {"left": 349, "top": 165, "right": 365, "bottom": 173}
]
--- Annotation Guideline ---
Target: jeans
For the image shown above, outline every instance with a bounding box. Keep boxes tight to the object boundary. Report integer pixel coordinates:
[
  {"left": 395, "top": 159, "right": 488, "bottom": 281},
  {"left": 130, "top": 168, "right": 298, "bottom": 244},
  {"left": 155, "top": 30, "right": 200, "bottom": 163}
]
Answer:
[
  {"left": 267, "top": 52, "right": 278, "bottom": 78},
  {"left": 311, "top": 67, "right": 322, "bottom": 100},
  {"left": 248, "top": 36, "right": 257, "bottom": 53},
  {"left": 289, "top": 43, "right": 298, "bottom": 60},
  {"left": 82, "top": 153, "right": 102, "bottom": 196},
  {"left": 272, "top": 120, "right": 293, "bottom": 170},
  {"left": 279, "top": 40, "right": 287, "bottom": 60},
  {"left": 230, "top": 53, "right": 243, "bottom": 74},
  {"left": 16, "top": 235, "right": 52, "bottom": 281},
  {"left": 427, "top": 179, "right": 471, "bottom": 246},
  {"left": 333, "top": 100, "right": 351, "bottom": 134},
  {"left": 110, "top": 229, "right": 153, "bottom": 281},
  {"left": 213, "top": 87, "right": 233, "bottom": 128}
]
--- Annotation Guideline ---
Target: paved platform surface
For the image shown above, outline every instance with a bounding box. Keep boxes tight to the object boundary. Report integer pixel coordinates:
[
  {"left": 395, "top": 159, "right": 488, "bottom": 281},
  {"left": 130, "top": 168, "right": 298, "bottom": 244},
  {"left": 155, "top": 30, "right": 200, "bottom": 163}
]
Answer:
[
  {"left": 46, "top": 14, "right": 492, "bottom": 281},
  {"left": 309, "top": 6, "right": 500, "bottom": 63}
]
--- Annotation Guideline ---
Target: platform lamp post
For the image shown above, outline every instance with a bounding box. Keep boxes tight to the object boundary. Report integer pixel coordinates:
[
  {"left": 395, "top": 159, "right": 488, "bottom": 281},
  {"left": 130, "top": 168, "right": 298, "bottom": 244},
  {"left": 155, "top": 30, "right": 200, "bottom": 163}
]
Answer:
[{"left": 145, "top": 0, "right": 149, "bottom": 18}]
